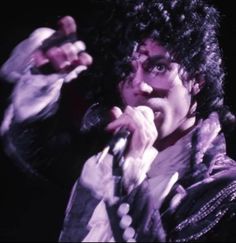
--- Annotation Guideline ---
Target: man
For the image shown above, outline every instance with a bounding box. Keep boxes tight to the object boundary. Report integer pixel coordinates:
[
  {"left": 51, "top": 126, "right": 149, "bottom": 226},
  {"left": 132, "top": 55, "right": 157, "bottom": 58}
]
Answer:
[{"left": 1, "top": 0, "right": 236, "bottom": 242}]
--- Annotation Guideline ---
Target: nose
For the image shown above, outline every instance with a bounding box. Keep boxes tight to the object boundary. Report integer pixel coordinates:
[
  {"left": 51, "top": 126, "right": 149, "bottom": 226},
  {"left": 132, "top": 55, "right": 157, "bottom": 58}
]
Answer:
[{"left": 131, "top": 61, "right": 153, "bottom": 94}]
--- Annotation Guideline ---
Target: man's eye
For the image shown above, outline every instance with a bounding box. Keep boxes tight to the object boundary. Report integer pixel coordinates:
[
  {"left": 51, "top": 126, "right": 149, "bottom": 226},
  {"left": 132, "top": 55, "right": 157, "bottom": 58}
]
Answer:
[
  {"left": 144, "top": 62, "right": 168, "bottom": 75},
  {"left": 151, "top": 64, "right": 167, "bottom": 74}
]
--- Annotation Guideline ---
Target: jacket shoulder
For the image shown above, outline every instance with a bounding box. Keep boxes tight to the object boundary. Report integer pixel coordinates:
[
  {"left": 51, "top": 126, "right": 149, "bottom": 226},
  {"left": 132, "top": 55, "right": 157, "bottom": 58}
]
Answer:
[{"left": 168, "top": 173, "right": 236, "bottom": 242}]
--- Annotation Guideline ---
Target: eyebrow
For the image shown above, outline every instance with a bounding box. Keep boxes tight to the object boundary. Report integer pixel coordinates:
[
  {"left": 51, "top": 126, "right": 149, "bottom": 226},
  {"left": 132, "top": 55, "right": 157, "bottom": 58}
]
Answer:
[{"left": 146, "top": 55, "right": 172, "bottom": 64}]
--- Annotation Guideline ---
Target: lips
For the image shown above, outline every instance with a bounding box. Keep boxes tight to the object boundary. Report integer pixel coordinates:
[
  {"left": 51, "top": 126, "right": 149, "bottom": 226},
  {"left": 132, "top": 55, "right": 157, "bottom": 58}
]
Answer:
[{"left": 154, "top": 111, "right": 161, "bottom": 118}]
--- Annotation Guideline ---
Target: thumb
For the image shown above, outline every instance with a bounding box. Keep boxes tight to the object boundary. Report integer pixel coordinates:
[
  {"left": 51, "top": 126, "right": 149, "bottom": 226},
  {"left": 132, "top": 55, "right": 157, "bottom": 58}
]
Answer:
[{"left": 110, "top": 106, "right": 123, "bottom": 120}]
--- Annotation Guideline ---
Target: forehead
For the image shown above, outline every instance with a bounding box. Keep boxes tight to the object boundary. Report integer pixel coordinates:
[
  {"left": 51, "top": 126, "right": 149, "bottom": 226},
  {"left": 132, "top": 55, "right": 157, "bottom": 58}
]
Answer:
[{"left": 135, "top": 38, "right": 171, "bottom": 59}]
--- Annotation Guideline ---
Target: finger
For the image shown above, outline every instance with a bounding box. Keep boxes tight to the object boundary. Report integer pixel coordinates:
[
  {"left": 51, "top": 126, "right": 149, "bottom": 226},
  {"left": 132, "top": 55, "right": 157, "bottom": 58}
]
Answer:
[
  {"left": 107, "top": 106, "right": 145, "bottom": 133},
  {"left": 106, "top": 117, "right": 135, "bottom": 132},
  {"left": 126, "top": 106, "right": 151, "bottom": 138},
  {"left": 38, "top": 40, "right": 87, "bottom": 71},
  {"left": 64, "top": 65, "right": 88, "bottom": 83},
  {"left": 123, "top": 106, "right": 157, "bottom": 158},
  {"left": 45, "top": 47, "right": 69, "bottom": 71},
  {"left": 58, "top": 16, "right": 77, "bottom": 36},
  {"left": 40, "top": 17, "right": 77, "bottom": 52},
  {"left": 74, "top": 40, "right": 86, "bottom": 53},
  {"left": 54, "top": 40, "right": 86, "bottom": 58},
  {"left": 110, "top": 106, "right": 123, "bottom": 120},
  {"left": 74, "top": 52, "right": 93, "bottom": 66},
  {"left": 125, "top": 106, "right": 150, "bottom": 156},
  {"left": 60, "top": 42, "right": 80, "bottom": 63},
  {"left": 106, "top": 112, "right": 137, "bottom": 132},
  {"left": 107, "top": 107, "right": 147, "bottom": 157},
  {"left": 136, "top": 106, "right": 154, "bottom": 121},
  {"left": 136, "top": 106, "right": 158, "bottom": 147},
  {"left": 33, "top": 49, "right": 49, "bottom": 67},
  {"left": 67, "top": 41, "right": 88, "bottom": 67}
]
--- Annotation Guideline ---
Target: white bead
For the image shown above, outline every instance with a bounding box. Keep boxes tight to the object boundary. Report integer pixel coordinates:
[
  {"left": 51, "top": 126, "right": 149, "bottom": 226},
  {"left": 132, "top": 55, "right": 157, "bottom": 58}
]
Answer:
[
  {"left": 123, "top": 227, "right": 136, "bottom": 241},
  {"left": 117, "top": 203, "right": 130, "bottom": 217},
  {"left": 127, "top": 239, "right": 136, "bottom": 242},
  {"left": 119, "top": 215, "right": 132, "bottom": 229}
]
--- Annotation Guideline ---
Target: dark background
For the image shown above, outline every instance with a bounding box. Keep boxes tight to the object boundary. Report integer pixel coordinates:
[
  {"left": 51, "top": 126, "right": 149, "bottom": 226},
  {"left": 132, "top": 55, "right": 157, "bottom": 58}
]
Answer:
[{"left": 0, "top": 1, "right": 235, "bottom": 241}]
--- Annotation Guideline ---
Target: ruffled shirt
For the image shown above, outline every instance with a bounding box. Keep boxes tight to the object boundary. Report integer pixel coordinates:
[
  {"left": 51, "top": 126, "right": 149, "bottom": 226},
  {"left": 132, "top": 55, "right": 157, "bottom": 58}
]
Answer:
[{"left": 77, "top": 124, "right": 198, "bottom": 242}]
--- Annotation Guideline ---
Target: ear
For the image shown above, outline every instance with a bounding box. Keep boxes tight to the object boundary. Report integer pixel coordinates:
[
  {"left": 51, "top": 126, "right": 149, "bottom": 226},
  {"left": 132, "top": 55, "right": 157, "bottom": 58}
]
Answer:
[
  {"left": 187, "top": 99, "right": 197, "bottom": 118},
  {"left": 192, "top": 83, "right": 200, "bottom": 95},
  {"left": 191, "top": 78, "right": 205, "bottom": 95}
]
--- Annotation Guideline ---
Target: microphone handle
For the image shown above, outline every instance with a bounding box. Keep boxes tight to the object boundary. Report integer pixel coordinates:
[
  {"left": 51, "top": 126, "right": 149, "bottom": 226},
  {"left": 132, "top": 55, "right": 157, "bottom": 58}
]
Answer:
[
  {"left": 108, "top": 127, "right": 131, "bottom": 158},
  {"left": 110, "top": 128, "right": 131, "bottom": 197},
  {"left": 96, "top": 127, "right": 130, "bottom": 166},
  {"left": 96, "top": 127, "right": 131, "bottom": 197}
]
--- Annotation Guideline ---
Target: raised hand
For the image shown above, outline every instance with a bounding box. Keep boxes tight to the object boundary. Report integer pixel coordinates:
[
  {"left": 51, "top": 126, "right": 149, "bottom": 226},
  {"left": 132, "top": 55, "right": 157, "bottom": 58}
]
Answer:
[
  {"left": 1, "top": 16, "right": 92, "bottom": 84},
  {"left": 0, "top": 16, "right": 93, "bottom": 122},
  {"left": 33, "top": 16, "right": 92, "bottom": 77}
]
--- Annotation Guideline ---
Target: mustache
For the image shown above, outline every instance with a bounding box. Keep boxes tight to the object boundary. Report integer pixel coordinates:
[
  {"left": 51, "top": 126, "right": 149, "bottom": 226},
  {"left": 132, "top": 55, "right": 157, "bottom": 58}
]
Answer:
[{"left": 139, "top": 88, "right": 168, "bottom": 99}]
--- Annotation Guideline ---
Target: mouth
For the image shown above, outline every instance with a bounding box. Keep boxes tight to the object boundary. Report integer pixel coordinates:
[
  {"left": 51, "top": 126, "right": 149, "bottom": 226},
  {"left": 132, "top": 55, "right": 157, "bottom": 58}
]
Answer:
[
  {"left": 153, "top": 110, "right": 164, "bottom": 128},
  {"left": 139, "top": 104, "right": 163, "bottom": 120},
  {"left": 154, "top": 111, "right": 162, "bottom": 118},
  {"left": 138, "top": 99, "right": 164, "bottom": 121}
]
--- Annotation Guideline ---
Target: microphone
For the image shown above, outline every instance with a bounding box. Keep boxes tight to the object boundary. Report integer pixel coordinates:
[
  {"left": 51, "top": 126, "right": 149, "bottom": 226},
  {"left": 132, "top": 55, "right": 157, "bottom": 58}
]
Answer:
[
  {"left": 97, "top": 127, "right": 131, "bottom": 164},
  {"left": 94, "top": 126, "right": 131, "bottom": 197},
  {"left": 81, "top": 104, "right": 132, "bottom": 197},
  {"left": 80, "top": 103, "right": 111, "bottom": 133},
  {"left": 80, "top": 103, "right": 131, "bottom": 164}
]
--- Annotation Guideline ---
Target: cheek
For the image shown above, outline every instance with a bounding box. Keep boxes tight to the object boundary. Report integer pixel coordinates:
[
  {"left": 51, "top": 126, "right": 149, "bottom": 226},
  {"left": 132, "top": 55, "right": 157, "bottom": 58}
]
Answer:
[
  {"left": 169, "top": 86, "right": 192, "bottom": 118},
  {"left": 118, "top": 82, "right": 133, "bottom": 105},
  {"left": 157, "top": 90, "right": 191, "bottom": 138}
]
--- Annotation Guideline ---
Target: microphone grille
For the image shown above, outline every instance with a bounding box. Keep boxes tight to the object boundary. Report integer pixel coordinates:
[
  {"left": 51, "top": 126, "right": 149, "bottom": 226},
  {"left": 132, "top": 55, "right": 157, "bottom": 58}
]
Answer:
[{"left": 80, "top": 103, "right": 110, "bottom": 133}]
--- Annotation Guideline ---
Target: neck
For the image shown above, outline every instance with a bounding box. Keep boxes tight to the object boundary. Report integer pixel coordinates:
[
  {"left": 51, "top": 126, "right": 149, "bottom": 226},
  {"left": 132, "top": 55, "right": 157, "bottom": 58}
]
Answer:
[{"left": 155, "top": 117, "right": 196, "bottom": 151}]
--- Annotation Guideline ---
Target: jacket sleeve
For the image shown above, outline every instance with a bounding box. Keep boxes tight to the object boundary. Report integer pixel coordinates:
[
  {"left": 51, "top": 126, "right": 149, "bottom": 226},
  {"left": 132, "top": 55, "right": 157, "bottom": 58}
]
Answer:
[
  {"left": 0, "top": 28, "right": 88, "bottom": 182},
  {"left": 59, "top": 180, "right": 100, "bottom": 242},
  {"left": 167, "top": 176, "right": 236, "bottom": 242}
]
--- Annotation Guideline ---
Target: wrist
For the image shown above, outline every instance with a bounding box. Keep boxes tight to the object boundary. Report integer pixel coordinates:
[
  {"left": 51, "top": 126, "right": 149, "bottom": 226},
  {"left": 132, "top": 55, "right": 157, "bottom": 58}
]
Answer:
[{"left": 122, "top": 147, "right": 158, "bottom": 193}]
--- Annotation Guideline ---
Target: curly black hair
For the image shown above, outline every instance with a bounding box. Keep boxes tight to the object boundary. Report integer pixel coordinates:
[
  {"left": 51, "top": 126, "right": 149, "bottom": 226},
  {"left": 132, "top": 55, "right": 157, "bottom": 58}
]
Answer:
[{"left": 80, "top": 0, "right": 235, "bottom": 132}]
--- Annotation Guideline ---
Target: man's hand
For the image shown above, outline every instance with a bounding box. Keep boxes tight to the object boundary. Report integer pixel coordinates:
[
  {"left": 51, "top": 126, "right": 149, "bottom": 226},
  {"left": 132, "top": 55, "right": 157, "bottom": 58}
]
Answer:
[
  {"left": 33, "top": 16, "right": 92, "bottom": 80},
  {"left": 0, "top": 16, "right": 93, "bottom": 122},
  {"left": 79, "top": 106, "right": 158, "bottom": 202},
  {"left": 106, "top": 106, "right": 158, "bottom": 192},
  {"left": 1, "top": 16, "right": 92, "bottom": 83}
]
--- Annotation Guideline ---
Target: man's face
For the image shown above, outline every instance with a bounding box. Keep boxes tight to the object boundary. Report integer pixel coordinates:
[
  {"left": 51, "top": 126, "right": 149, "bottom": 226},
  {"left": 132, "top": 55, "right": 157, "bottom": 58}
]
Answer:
[{"left": 119, "top": 39, "right": 194, "bottom": 141}]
